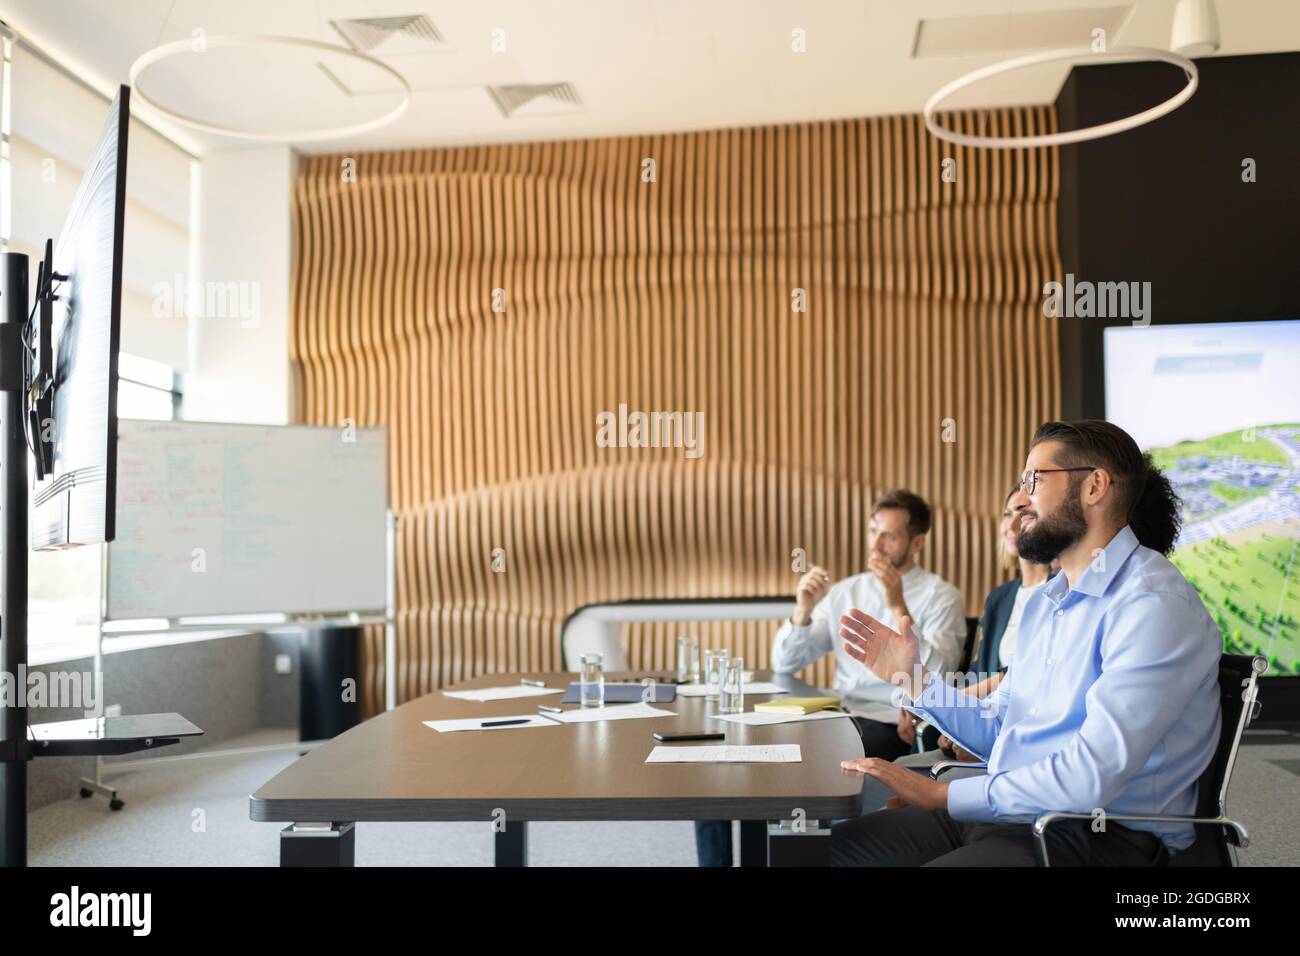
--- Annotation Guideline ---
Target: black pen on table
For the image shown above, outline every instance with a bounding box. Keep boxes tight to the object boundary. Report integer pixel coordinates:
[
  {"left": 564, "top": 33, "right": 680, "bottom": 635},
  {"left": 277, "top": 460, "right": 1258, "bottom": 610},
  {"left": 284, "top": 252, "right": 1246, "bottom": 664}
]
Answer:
[{"left": 481, "top": 718, "right": 532, "bottom": 728}]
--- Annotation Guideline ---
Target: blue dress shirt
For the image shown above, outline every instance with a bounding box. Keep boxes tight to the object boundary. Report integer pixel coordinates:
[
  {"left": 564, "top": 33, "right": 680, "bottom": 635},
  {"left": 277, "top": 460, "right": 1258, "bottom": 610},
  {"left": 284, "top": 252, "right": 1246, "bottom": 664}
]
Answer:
[{"left": 904, "top": 525, "right": 1221, "bottom": 852}]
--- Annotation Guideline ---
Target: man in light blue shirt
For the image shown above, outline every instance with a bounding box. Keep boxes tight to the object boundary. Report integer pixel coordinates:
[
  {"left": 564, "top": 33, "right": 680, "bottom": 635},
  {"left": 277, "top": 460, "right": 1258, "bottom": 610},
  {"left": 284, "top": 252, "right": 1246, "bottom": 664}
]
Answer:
[{"left": 831, "top": 420, "right": 1222, "bottom": 865}]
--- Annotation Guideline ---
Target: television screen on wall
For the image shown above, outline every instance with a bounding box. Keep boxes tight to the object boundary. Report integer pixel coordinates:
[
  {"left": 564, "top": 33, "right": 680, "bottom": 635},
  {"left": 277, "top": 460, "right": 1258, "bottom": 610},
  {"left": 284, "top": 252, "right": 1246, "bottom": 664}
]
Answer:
[{"left": 1105, "top": 319, "right": 1300, "bottom": 677}]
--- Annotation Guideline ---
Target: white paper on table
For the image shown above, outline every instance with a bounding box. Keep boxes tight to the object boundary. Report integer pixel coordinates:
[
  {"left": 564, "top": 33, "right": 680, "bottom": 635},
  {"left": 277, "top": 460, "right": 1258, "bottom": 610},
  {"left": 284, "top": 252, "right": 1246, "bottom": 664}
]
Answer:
[
  {"left": 676, "top": 681, "right": 789, "bottom": 697},
  {"left": 547, "top": 702, "right": 677, "bottom": 723},
  {"left": 710, "top": 710, "right": 851, "bottom": 726},
  {"left": 441, "top": 685, "right": 563, "bottom": 701},
  {"left": 423, "top": 714, "right": 560, "bottom": 732},
  {"left": 645, "top": 744, "right": 802, "bottom": 763}
]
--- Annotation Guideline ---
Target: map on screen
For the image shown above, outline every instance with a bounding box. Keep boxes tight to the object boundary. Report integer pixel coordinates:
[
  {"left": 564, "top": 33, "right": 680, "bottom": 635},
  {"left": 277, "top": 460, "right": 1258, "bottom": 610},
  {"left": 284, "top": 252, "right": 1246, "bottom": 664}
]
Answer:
[{"left": 1105, "top": 320, "right": 1299, "bottom": 676}]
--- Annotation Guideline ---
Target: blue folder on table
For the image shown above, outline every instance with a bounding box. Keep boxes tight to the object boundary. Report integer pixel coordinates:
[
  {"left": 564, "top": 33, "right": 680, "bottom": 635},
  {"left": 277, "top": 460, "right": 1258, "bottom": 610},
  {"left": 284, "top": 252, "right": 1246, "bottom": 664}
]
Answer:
[{"left": 560, "top": 683, "right": 677, "bottom": 704}]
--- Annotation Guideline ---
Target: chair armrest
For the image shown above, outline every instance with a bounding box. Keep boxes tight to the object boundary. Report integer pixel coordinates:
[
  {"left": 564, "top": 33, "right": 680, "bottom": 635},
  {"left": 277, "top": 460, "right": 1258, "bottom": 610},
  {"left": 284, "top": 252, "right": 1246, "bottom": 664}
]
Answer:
[
  {"left": 1031, "top": 811, "right": 1250, "bottom": 866},
  {"left": 929, "top": 760, "right": 987, "bottom": 779},
  {"left": 1034, "top": 811, "right": 1249, "bottom": 846}
]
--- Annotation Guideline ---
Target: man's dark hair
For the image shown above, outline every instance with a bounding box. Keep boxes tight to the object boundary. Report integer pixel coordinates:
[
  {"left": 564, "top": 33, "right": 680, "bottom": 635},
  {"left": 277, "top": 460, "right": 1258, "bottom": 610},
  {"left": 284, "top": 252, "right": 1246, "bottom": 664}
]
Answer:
[
  {"left": 1029, "top": 419, "right": 1182, "bottom": 555},
  {"left": 872, "top": 489, "right": 932, "bottom": 538}
]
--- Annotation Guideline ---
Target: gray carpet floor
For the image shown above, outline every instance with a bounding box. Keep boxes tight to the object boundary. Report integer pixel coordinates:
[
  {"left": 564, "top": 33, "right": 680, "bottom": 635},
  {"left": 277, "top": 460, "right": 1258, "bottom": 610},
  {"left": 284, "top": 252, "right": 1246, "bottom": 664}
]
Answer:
[{"left": 28, "top": 728, "right": 1300, "bottom": 866}]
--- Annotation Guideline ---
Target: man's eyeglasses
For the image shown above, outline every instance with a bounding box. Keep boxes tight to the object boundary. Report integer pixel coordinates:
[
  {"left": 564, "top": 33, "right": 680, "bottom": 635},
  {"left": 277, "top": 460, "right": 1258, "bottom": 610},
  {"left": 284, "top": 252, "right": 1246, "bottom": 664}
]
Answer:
[{"left": 1018, "top": 467, "right": 1096, "bottom": 496}]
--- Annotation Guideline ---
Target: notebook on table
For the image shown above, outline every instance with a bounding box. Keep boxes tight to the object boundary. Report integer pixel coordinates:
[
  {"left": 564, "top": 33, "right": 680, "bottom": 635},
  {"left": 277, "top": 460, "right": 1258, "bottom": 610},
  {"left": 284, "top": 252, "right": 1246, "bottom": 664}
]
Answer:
[{"left": 752, "top": 696, "right": 842, "bottom": 715}]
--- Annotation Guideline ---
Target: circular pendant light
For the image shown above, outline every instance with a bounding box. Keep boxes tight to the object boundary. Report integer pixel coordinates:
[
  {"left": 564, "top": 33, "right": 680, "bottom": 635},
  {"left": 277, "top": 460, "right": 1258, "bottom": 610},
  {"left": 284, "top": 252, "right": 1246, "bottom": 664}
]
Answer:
[
  {"left": 129, "top": 34, "right": 411, "bottom": 143},
  {"left": 924, "top": 46, "right": 1198, "bottom": 149}
]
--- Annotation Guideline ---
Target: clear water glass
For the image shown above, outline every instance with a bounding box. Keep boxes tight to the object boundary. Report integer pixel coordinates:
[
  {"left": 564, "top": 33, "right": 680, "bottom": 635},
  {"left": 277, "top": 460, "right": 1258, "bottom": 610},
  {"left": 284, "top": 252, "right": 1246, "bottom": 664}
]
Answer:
[
  {"left": 676, "top": 635, "right": 700, "bottom": 684},
  {"left": 719, "top": 656, "right": 745, "bottom": 714},
  {"left": 704, "top": 649, "right": 727, "bottom": 701},
  {"left": 579, "top": 653, "right": 604, "bottom": 708}
]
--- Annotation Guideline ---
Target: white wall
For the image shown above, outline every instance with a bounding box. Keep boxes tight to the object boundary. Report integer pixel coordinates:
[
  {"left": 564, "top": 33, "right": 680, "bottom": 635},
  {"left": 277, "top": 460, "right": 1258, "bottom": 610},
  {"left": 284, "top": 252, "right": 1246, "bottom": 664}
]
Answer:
[{"left": 184, "top": 146, "right": 297, "bottom": 424}]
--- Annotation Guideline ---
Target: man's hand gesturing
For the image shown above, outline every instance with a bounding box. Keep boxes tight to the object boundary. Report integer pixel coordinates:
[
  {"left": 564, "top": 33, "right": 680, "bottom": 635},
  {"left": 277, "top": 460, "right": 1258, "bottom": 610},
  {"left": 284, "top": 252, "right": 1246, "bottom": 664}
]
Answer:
[{"left": 839, "top": 609, "right": 928, "bottom": 701}]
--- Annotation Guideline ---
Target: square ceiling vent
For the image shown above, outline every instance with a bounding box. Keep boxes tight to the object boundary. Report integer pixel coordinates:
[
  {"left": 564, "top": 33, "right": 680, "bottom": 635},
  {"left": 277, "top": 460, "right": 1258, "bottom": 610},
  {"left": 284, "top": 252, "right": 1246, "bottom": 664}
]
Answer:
[
  {"left": 331, "top": 14, "right": 448, "bottom": 56},
  {"left": 487, "top": 83, "right": 584, "bottom": 119},
  {"left": 913, "top": 5, "right": 1133, "bottom": 58}
]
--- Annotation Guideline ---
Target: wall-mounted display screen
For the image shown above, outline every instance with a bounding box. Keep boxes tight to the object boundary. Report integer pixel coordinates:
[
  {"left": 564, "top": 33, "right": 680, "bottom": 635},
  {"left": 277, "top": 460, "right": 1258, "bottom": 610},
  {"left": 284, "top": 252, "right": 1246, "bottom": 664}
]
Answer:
[{"left": 1105, "top": 320, "right": 1300, "bottom": 676}]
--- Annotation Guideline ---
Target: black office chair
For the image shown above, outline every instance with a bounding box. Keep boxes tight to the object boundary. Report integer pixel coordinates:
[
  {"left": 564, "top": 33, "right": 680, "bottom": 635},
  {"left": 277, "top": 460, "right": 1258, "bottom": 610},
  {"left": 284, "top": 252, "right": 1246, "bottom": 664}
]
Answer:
[
  {"left": 929, "top": 653, "right": 1263, "bottom": 867},
  {"left": 960, "top": 616, "right": 981, "bottom": 672}
]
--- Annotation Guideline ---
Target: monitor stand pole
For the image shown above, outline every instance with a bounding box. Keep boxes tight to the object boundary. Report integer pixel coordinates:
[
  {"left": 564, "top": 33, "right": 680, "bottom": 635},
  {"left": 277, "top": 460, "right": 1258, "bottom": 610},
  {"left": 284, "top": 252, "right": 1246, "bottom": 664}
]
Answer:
[{"left": 0, "top": 250, "right": 31, "bottom": 867}]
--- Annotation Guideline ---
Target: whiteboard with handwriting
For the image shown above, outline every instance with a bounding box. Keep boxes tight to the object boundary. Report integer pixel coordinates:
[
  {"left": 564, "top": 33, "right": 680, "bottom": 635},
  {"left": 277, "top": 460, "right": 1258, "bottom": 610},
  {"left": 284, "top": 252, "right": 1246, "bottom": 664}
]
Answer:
[{"left": 106, "top": 419, "right": 387, "bottom": 620}]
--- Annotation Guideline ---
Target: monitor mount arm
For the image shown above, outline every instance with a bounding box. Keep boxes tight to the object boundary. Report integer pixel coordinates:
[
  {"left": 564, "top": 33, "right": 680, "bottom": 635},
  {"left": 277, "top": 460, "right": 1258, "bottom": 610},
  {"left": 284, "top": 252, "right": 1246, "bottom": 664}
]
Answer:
[{"left": 25, "top": 239, "right": 60, "bottom": 480}]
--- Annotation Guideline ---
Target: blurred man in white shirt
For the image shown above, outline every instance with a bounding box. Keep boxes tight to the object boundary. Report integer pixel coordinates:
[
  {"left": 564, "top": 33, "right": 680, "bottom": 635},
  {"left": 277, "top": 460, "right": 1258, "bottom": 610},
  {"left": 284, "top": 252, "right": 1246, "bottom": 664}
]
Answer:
[
  {"left": 694, "top": 489, "right": 967, "bottom": 865},
  {"left": 772, "top": 489, "right": 967, "bottom": 744}
]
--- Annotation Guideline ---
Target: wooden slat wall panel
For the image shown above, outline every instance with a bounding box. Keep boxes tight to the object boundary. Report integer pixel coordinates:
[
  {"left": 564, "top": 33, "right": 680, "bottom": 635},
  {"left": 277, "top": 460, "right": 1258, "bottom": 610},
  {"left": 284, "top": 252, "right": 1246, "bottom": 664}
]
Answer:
[{"left": 291, "top": 109, "right": 1061, "bottom": 715}]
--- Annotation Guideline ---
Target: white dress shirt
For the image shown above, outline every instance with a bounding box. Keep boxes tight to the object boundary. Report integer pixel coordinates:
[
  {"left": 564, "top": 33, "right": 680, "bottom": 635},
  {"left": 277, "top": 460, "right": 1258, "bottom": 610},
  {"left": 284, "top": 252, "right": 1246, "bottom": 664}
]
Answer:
[
  {"left": 998, "top": 584, "right": 1036, "bottom": 668},
  {"left": 771, "top": 565, "right": 967, "bottom": 723}
]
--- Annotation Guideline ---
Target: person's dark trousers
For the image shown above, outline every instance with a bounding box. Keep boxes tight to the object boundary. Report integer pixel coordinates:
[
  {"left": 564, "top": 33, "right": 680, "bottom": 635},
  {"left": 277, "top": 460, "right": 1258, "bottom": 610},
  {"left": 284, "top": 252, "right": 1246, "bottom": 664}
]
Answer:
[
  {"left": 694, "top": 717, "right": 939, "bottom": 866},
  {"left": 830, "top": 805, "right": 1171, "bottom": 866}
]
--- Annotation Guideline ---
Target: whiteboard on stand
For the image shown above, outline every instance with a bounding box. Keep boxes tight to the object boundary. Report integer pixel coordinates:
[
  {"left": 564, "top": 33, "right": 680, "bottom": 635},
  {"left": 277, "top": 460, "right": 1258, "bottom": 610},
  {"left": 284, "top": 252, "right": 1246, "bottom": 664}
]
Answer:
[{"left": 106, "top": 419, "right": 388, "bottom": 620}]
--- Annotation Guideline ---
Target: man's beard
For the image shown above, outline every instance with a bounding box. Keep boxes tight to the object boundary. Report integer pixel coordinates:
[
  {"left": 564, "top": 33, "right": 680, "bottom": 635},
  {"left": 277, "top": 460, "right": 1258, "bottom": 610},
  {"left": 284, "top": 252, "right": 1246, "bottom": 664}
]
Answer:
[
  {"left": 1017, "top": 489, "right": 1087, "bottom": 564},
  {"left": 872, "top": 551, "right": 909, "bottom": 569}
]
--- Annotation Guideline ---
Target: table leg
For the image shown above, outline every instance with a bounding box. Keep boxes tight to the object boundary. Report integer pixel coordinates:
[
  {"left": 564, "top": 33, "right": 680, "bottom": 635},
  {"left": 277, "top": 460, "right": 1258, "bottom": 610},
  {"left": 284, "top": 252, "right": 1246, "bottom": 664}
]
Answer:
[
  {"left": 280, "top": 822, "right": 355, "bottom": 866},
  {"left": 495, "top": 819, "right": 528, "bottom": 866},
  {"left": 739, "top": 820, "right": 768, "bottom": 867}
]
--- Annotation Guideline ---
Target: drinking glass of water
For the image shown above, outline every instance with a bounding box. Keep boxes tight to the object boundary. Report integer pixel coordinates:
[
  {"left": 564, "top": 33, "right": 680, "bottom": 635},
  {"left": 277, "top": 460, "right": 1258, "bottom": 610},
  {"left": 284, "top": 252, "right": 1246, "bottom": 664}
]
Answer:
[
  {"left": 704, "top": 649, "right": 727, "bottom": 701},
  {"left": 719, "top": 656, "right": 745, "bottom": 714},
  {"left": 676, "top": 635, "right": 701, "bottom": 684},
  {"left": 580, "top": 653, "right": 604, "bottom": 708}
]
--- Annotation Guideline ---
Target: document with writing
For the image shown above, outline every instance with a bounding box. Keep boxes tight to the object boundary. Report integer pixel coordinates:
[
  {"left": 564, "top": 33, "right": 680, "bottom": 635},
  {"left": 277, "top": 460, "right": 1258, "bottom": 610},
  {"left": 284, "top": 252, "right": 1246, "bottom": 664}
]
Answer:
[
  {"left": 441, "top": 685, "right": 563, "bottom": 701},
  {"left": 548, "top": 702, "right": 677, "bottom": 723},
  {"left": 423, "top": 715, "right": 559, "bottom": 732},
  {"left": 646, "top": 744, "right": 802, "bottom": 763}
]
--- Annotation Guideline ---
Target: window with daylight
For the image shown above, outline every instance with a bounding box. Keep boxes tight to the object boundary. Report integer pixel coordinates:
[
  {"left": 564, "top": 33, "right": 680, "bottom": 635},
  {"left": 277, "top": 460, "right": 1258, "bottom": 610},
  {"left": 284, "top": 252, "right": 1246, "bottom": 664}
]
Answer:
[{"left": 5, "top": 37, "right": 194, "bottom": 659}]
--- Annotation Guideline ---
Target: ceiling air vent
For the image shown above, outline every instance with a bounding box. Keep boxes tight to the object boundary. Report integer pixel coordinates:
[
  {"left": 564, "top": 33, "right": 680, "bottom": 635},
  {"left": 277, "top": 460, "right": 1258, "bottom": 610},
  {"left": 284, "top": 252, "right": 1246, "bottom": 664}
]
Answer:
[
  {"left": 331, "top": 14, "right": 447, "bottom": 56},
  {"left": 487, "top": 83, "right": 583, "bottom": 119},
  {"left": 913, "top": 5, "right": 1132, "bottom": 58}
]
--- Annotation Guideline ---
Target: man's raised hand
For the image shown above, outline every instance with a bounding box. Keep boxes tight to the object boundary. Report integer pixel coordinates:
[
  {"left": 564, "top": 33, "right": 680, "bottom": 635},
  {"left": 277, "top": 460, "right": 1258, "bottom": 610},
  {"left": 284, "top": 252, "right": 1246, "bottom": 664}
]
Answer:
[
  {"left": 839, "top": 609, "right": 927, "bottom": 700},
  {"left": 792, "top": 565, "right": 833, "bottom": 626}
]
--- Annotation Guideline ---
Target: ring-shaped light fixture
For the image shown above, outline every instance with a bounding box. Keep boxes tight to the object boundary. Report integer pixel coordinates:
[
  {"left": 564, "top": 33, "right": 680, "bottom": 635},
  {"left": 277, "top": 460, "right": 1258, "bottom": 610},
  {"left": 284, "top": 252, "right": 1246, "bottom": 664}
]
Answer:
[
  {"left": 924, "top": 46, "right": 1198, "bottom": 149},
  {"left": 129, "top": 34, "right": 411, "bottom": 143}
]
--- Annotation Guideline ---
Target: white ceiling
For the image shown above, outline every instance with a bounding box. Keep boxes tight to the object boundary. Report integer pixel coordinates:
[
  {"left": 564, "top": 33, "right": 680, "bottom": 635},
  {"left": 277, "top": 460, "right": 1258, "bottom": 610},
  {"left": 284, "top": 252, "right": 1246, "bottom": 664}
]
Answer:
[{"left": 3, "top": 0, "right": 1300, "bottom": 156}]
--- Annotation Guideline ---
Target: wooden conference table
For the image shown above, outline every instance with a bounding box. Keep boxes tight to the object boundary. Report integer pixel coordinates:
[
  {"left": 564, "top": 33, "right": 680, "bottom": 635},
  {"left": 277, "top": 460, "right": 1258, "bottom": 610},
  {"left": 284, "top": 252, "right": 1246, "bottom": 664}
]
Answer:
[{"left": 249, "top": 670, "right": 869, "bottom": 866}]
